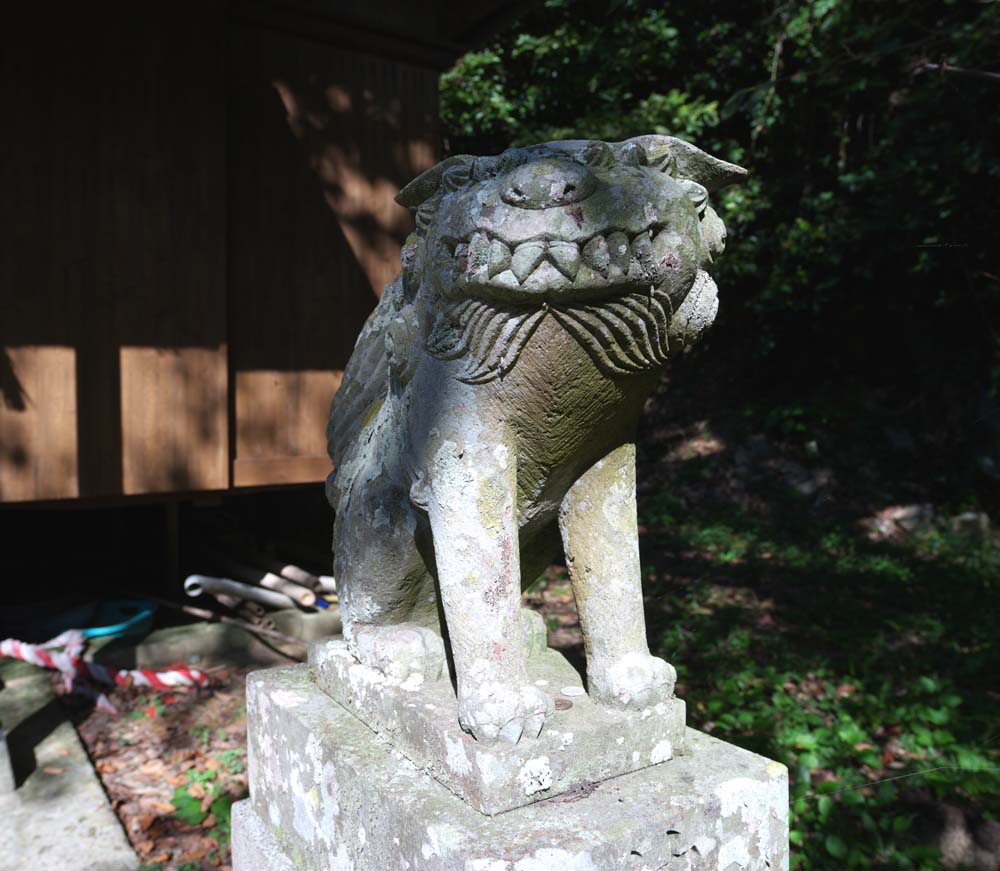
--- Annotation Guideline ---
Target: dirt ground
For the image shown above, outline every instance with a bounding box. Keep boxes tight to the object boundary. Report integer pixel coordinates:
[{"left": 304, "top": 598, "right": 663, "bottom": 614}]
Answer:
[{"left": 62, "top": 663, "right": 256, "bottom": 871}]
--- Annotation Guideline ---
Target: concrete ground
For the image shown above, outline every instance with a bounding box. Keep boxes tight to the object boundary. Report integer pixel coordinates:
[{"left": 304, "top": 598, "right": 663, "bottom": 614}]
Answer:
[{"left": 0, "top": 659, "right": 137, "bottom": 871}]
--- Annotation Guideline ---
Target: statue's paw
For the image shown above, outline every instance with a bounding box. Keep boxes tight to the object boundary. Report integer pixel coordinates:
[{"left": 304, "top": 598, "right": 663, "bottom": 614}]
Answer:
[
  {"left": 351, "top": 623, "right": 446, "bottom": 683},
  {"left": 458, "top": 682, "right": 554, "bottom": 745},
  {"left": 589, "top": 652, "right": 677, "bottom": 710}
]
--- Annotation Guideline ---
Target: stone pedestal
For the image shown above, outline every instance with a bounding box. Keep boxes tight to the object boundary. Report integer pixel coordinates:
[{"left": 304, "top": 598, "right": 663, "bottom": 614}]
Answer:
[
  {"left": 233, "top": 663, "right": 789, "bottom": 871},
  {"left": 310, "top": 636, "right": 685, "bottom": 816}
]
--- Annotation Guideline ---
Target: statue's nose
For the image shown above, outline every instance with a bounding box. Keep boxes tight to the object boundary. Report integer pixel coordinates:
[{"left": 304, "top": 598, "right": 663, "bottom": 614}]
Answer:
[{"left": 501, "top": 158, "right": 596, "bottom": 209}]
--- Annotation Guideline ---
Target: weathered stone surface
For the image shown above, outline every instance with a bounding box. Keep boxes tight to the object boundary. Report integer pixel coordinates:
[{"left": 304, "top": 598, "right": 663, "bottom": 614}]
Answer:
[
  {"left": 310, "top": 630, "right": 685, "bottom": 815},
  {"left": 235, "top": 665, "right": 788, "bottom": 871},
  {"left": 0, "top": 660, "right": 136, "bottom": 871},
  {"left": 0, "top": 727, "right": 14, "bottom": 796},
  {"left": 325, "top": 136, "right": 746, "bottom": 745}
]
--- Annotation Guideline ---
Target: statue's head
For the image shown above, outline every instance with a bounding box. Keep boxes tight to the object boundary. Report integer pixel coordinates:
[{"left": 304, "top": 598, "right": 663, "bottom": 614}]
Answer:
[{"left": 395, "top": 137, "right": 746, "bottom": 381}]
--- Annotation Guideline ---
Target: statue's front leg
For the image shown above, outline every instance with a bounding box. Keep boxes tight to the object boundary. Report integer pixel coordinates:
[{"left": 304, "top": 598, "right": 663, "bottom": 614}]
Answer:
[
  {"left": 559, "top": 442, "right": 676, "bottom": 708},
  {"left": 424, "top": 440, "right": 553, "bottom": 745}
]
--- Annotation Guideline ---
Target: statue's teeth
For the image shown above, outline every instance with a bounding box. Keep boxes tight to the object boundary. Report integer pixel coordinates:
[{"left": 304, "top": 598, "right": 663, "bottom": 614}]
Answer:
[
  {"left": 627, "top": 230, "right": 653, "bottom": 282},
  {"left": 651, "top": 229, "right": 680, "bottom": 279},
  {"left": 581, "top": 235, "right": 610, "bottom": 277},
  {"left": 607, "top": 232, "right": 630, "bottom": 274},
  {"left": 511, "top": 242, "right": 546, "bottom": 282},
  {"left": 573, "top": 264, "right": 605, "bottom": 288},
  {"left": 488, "top": 239, "right": 511, "bottom": 277},
  {"left": 630, "top": 230, "right": 653, "bottom": 266},
  {"left": 467, "top": 232, "right": 491, "bottom": 278},
  {"left": 491, "top": 269, "right": 521, "bottom": 290},
  {"left": 547, "top": 240, "right": 580, "bottom": 281}
]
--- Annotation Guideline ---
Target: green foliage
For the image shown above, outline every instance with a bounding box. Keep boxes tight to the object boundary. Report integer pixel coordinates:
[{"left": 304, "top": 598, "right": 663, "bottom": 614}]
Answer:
[
  {"left": 169, "top": 755, "right": 246, "bottom": 846},
  {"left": 190, "top": 724, "right": 212, "bottom": 747},
  {"left": 642, "top": 488, "right": 1000, "bottom": 868},
  {"left": 171, "top": 781, "right": 209, "bottom": 826},
  {"left": 126, "top": 694, "right": 165, "bottom": 720},
  {"left": 216, "top": 748, "right": 246, "bottom": 775},
  {"left": 442, "top": 0, "right": 1000, "bottom": 495}
]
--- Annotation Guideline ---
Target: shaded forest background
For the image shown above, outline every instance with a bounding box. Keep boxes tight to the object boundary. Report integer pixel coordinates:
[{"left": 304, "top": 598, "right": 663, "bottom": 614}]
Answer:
[
  {"left": 442, "top": 0, "right": 1000, "bottom": 510},
  {"left": 441, "top": 2, "right": 1000, "bottom": 869}
]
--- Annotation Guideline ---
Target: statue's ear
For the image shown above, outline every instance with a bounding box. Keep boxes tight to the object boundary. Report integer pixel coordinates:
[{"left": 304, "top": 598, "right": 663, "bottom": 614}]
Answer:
[
  {"left": 624, "top": 135, "right": 747, "bottom": 193},
  {"left": 395, "top": 155, "right": 475, "bottom": 208}
]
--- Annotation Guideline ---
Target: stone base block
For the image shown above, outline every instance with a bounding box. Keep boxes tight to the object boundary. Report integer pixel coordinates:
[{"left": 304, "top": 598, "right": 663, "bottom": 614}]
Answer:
[
  {"left": 310, "top": 636, "right": 685, "bottom": 815},
  {"left": 235, "top": 664, "right": 788, "bottom": 871}
]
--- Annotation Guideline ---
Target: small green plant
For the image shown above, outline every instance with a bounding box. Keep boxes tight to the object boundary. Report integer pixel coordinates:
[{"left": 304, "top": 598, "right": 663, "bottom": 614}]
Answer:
[
  {"left": 169, "top": 761, "right": 245, "bottom": 848},
  {"left": 216, "top": 748, "right": 246, "bottom": 775},
  {"left": 190, "top": 724, "right": 212, "bottom": 747},
  {"left": 126, "top": 694, "right": 165, "bottom": 720}
]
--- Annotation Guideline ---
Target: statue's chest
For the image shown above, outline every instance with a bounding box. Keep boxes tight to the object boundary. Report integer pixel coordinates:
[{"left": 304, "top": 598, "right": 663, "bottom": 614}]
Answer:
[{"left": 492, "top": 317, "right": 657, "bottom": 497}]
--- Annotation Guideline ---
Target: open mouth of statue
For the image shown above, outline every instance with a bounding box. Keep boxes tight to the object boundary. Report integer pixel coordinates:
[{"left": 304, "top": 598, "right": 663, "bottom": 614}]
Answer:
[{"left": 446, "top": 224, "right": 681, "bottom": 300}]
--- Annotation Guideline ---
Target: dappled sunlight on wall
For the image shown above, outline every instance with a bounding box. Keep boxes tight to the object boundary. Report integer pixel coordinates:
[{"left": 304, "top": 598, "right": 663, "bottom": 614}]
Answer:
[
  {"left": 229, "top": 26, "right": 439, "bottom": 484},
  {"left": 119, "top": 347, "right": 228, "bottom": 495},
  {"left": 233, "top": 369, "right": 340, "bottom": 486},
  {"left": 274, "top": 81, "right": 436, "bottom": 297},
  {"left": 0, "top": 346, "right": 78, "bottom": 501}
]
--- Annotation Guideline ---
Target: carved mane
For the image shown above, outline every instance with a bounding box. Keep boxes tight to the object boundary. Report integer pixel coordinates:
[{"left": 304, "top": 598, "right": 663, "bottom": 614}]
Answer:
[{"left": 326, "top": 277, "right": 403, "bottom": 480}]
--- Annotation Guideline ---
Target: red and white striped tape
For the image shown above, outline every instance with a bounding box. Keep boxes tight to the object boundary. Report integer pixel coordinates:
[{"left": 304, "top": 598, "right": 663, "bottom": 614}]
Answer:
[{"left": 1, "top": 629, "right": 209, "bottom": 713}]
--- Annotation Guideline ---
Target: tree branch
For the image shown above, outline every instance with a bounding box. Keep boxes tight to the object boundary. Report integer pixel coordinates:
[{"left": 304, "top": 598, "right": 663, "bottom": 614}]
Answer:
[{"left": 916, "top": 62, "right": 1000, "bottom": 84}]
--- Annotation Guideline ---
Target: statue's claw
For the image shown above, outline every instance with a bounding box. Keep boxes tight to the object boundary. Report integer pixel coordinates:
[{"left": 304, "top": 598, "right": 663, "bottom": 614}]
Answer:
[
  {"left": 588, "top": 651, "right": 676, "bottom": 710},
  {"left": 350, "top": 623, "right": 446, "bottom": 683},
  {"left": 458, "top": 682, "right": 554, "bottom": 745}
]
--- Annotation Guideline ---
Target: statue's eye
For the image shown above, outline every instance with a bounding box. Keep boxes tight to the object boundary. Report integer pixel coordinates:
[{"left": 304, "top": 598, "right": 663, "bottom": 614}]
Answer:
[
  {"left": 679, "top": 179, "right": 709, "bottom": 214},
  {"left": 618, "top": 141, "right": 646, "bottom": 167},
  {"left": 644, "top": 144, "right": 676, "bottom": 175},
  {"left": 582, "top": 141, "right": 615, "bottom": 168},
  {"left": 442, "top": 163, "right": 472, "bottom": 191}
]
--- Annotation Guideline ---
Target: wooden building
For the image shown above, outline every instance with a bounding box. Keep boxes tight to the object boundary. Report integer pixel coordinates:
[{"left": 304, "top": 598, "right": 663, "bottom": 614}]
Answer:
[{"left": 1, "top": 1, "right": 505, "bottom": 504}]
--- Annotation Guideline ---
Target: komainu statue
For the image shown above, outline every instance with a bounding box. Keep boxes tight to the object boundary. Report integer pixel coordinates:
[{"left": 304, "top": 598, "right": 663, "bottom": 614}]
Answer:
[{"left": 326, "top": 136, "right": 746, "bottom": 745}]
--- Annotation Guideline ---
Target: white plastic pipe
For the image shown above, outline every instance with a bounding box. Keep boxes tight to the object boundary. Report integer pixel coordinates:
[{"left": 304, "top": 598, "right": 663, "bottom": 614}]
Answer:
[
  {"left": 267, "top": 561, "right": 322, "bottom": 593},
  {"left": 184, "top": 574, "right": 296, "bottom": 611},
  {"left": 207, "top": 551, "right": 317, "bottom": 608},
  {"left": 254, "top": 570, "right": 317, "bottom": 608}
]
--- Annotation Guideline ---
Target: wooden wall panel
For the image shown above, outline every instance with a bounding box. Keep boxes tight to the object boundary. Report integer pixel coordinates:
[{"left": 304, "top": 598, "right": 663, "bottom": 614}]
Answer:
[
  {"left": 228, "top": 25, "right": 439, "bottom": 485},
  {"left": 0, "top": 347, "right": 78, "bottom": 502},
  {"left": 121, "top": 347, "right": 228, "bottom": 494},
  {"left": 0, "top": 7, "right": 228, "bottom": 499},
  {"left": 232, "top": 369, "right": 342, "bottom": 486}
]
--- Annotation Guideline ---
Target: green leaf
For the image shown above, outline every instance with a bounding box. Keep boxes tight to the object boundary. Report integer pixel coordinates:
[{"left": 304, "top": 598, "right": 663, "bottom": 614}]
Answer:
[
  {"left": 210, "top": 795, "right": 235, "bottom": 843},
  {"left": 171, "top": 786, "right": 208, "bottom": 826},
  {"left": 825, "top": 834, "right": 848, "bottom": 858},
  {"left": 818, "top": 795, "right": 833, "bottom": 820}
]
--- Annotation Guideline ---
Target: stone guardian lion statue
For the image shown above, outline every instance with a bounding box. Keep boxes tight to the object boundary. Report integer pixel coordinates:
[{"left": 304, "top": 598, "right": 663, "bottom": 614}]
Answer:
[{"left": 326, "top": 136, "right": 746, "bottom": 746}]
